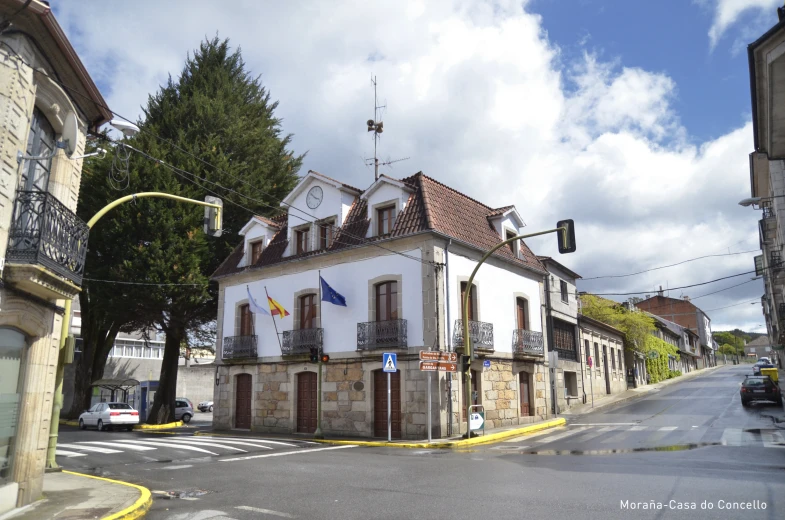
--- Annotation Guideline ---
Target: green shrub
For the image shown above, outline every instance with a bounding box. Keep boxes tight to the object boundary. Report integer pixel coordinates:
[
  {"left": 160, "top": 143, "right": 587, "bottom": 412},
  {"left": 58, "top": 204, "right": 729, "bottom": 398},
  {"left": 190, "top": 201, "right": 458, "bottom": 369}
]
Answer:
[{"left": 644, "top": 336, "right": 680, "bottom": 384}]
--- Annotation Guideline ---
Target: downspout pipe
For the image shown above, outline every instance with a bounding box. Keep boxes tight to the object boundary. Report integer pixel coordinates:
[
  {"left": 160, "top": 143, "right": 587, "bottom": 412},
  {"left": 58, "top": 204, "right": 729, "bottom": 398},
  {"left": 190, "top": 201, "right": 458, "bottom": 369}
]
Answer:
[
  {"left": 544, "top": 273, "right": 556, "bottom": 414},
  {"left": 444, "top": 238, "right": 453, "bottom": 436}
]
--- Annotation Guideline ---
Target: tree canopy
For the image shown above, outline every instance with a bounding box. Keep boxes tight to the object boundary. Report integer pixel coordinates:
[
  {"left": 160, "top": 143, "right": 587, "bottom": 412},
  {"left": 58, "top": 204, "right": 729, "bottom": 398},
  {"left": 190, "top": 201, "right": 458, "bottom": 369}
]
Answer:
[{"left": 579, "top": 294, "right": 655, "bottom": 352}]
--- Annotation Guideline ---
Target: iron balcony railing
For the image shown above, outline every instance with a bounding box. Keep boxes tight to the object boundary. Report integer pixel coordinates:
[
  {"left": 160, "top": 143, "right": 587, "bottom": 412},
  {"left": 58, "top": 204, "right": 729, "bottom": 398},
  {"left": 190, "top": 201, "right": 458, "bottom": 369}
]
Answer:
[
  {"left": 453, "top": 320, "right": 494, "bottom": 350},
  {"left": 763, "top": 206, "right": 776, "bottom": 219},
  {"left": 357, "top": 319, "right": 407, "bottom": 350},
  {"left": 282, "top": 328, "right": 323, "bottom": 355},
  {"left": 512, "top": 329, "right": 544, "bottom": 356},
  {"left": 771, "top": 251, "right": 784, "bottom": 272},
  {"left": 222, "top": 335, "right": 258, "bottom": 360},
  {"left": 6, "top": 190, "right": 89, "bottom": 285},
  {"left": 779, "top": 303, "right": 785, "bottom": 322}
]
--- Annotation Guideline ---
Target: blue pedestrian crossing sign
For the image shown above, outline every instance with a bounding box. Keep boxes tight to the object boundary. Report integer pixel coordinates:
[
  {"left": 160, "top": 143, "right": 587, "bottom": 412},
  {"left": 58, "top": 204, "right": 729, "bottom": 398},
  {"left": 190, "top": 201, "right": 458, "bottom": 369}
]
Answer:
[{"left": 383, "top": 352, "right": 397, "bottom": 372}]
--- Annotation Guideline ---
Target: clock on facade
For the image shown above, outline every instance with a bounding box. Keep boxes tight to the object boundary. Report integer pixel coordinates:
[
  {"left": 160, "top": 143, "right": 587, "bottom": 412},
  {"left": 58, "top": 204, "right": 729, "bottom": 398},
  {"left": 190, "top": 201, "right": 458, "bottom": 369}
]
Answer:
[{"left": 306, "top": 185, "right": 323, "bottom": 209}]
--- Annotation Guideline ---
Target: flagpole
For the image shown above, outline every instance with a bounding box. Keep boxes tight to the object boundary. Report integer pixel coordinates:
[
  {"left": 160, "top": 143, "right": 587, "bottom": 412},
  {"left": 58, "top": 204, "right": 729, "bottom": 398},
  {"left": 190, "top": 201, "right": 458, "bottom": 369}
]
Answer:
[
  {"left": 314, "top": 270, "right": 324, "bottom": 439},
  {"left": 264, "top": 286, "right": 283, "bottom": 351}
]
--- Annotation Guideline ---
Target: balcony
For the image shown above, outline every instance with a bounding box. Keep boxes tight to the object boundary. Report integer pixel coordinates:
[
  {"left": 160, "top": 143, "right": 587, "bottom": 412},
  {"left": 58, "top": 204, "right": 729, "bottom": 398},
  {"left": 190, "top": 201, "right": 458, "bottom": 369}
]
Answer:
[
  {"left": 282, "top": 328, "right": 323, "bottom": 355},
  {"left": 222, "top": 335, "right": 258, "bottom": 360},
  {"left": 357, "top": 320, "right": 407, "bottom": 350},
  {"left": 763, "top": 205, "right": 776, "bottom": 220},
  {"left": 453, "top": 320, "right": 494, "bottom": 351},
  {"left": 512, "top": 329, "right": 544, "bottom": 357},
  {"left": 4, "top": 190, "right": 89, "bottom": 299},
  {"left": 779, "top": 303, "right": 785, "bottom": 323},
  {"left": 771, "top": 251, "right": 784, "bottom": 273}
]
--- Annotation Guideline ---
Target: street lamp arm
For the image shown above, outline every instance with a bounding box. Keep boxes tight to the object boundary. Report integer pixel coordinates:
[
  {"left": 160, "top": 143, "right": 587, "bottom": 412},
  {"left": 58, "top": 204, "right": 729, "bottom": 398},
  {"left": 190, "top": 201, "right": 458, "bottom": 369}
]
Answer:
[
  {"left": 86, "top": 191, "right": 223, "bottom": 229},
  {"left": 462, "top": 226, "right": 564, "bottom": 437}
]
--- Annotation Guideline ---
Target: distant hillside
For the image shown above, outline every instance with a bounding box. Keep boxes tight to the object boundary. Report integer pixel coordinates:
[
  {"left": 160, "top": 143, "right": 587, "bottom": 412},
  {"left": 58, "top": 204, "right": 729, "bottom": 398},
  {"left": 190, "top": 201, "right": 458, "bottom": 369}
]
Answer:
[{"left": 713, "top": 329, "right": 766, "bottom": 344}]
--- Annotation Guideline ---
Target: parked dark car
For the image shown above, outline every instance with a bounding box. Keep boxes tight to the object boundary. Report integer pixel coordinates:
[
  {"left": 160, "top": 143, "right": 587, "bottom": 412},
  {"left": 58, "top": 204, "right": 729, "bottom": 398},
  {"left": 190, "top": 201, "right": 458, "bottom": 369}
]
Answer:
[{"left": 740, "top": 375, "right": 782, "bottom": 407}]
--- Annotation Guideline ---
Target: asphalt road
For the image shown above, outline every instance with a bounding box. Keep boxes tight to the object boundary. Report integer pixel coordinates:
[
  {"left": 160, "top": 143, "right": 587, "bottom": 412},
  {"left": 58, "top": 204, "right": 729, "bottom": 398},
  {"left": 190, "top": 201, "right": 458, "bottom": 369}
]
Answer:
[{"left": 56, "top": 364, "right": 785, "bottom": 520}]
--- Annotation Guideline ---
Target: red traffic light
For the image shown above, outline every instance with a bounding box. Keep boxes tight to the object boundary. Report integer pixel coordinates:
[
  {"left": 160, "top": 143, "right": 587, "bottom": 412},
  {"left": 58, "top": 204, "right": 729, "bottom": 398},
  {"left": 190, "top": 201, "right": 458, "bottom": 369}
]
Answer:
[{"left": 321, "top": 354, "right": 330, "bottom": 363}]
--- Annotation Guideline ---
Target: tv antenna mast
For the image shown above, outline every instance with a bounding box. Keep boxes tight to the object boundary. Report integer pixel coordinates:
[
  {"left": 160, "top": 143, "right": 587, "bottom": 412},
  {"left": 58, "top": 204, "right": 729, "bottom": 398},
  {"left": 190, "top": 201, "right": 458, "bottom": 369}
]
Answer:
[{"left": 365, "top": 76, "right": 408, "bottom": 181}]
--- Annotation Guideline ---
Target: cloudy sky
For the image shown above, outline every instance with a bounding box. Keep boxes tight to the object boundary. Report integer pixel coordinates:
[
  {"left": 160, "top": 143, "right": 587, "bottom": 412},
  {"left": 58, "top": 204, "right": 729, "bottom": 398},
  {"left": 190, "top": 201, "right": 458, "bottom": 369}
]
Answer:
[{"left": 53, "top": 0, "right": 784, "bottom": 332}]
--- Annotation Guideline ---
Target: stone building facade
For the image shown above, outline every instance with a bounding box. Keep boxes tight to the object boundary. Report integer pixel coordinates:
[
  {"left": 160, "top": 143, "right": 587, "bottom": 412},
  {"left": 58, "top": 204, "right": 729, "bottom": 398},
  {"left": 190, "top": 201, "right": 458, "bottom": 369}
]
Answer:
[
  {"left": 0, "top": 2, "right": 110, "bottom": 513},
  {"left": 212, "top": 171, "right": 553, "bottom": 440},
  {"left": 577, "top": 315, "right": 627, "bottom": 399}
]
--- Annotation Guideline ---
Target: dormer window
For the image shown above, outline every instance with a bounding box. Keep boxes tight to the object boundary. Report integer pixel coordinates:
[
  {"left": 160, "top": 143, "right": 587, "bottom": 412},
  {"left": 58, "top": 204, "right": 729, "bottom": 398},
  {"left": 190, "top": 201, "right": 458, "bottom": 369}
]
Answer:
[
  {"left": 319, "top": 219, "right": 335, "bottom": 249},
  {"left": 295, "top": 227, "right": 309, "bottom": 254},
  {"left": 505, "top": 229, "right": 517, "bottom": 254},
  {"left": 377, "top": 206, "right": 396, "bottom": 235},
  {"left": 250, "top": 240, "right": 264, "bottom": 264}
]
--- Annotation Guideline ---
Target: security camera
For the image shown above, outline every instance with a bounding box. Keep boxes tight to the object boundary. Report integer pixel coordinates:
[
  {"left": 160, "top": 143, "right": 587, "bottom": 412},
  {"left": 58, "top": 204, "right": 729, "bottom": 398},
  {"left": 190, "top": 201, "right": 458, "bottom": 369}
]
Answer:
[{"left": 109, "top": 119, "right": 140, "bottom": 138}]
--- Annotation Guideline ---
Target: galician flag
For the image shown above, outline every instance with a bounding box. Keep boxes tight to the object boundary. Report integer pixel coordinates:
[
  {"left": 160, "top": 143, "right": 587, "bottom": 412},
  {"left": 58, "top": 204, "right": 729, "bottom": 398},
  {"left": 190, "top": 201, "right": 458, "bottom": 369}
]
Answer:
[
  {"left": 246, "top": 286, "right": 270, "bottom": 315},
  {"left": 267, "top": 295, "right": 290, "bottom": 318}
]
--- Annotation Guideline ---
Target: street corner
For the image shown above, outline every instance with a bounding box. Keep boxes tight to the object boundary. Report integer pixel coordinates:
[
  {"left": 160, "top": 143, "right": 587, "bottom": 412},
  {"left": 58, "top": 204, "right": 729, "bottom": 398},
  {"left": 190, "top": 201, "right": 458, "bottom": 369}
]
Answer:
[{"left": 133, "top": 420, "right": 185, "bottom": 431}]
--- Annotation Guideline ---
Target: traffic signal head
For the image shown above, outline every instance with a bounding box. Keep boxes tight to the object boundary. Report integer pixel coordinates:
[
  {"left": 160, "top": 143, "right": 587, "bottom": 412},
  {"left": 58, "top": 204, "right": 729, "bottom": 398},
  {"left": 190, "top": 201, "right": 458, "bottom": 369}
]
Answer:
[
  {"left": 556, "top": 219, "right": 576, "bottom": 254},
  {"left": 309, "top": 348, "right": 319, "bottom": 363},
  {"left": 461, "top": 355, "right": 470, "bottom": 373},
  {"left": 320, "top": 354, "right": 330, "bottom": 363},
  {"left": 204, "top": 196, "right": 223, "bottom": 237}
]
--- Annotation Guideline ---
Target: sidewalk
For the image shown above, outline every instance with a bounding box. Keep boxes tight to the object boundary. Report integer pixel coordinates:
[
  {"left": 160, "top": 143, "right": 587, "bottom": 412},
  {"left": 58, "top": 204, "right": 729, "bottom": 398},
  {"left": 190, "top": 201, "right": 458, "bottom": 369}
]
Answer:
[
  {"left": 193, "top": 417, "right": 567, "bottom": 449},
  {"left": 0, "top": 470, "right": 150, "bottom": 520},
  {"left": 561, "top": 364, "right": 728, "bottom": 416}
]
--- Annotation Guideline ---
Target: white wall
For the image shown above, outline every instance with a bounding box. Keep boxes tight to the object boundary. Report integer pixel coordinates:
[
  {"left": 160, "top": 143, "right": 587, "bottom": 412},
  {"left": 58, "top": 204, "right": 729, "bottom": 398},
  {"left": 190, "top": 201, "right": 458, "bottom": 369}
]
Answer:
[
  {"left": 222, "top": 249, "right": 424, "bottom": 357},
  {"left": 446, "top": 252, "right": 544, "bottom": 353},
  {"left": 240, "top": 223, "right": 274, "bottom": 267},
  {"left": 364, "top": 182, "right": 409, "bottom": 238},
  {"left": 545, "top": 264, "right": 578, "bottom": 321},
  {"left": 286, "top": 178, "right": 352, "bottom": 253}
]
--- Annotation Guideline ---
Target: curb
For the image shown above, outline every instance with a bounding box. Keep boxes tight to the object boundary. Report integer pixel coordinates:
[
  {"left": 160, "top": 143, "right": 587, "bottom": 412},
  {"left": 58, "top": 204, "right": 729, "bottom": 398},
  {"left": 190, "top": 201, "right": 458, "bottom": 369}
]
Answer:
[
  {"left": 58, "top": 419, "right": 79, "bottom": 427},
  {"left": 134, "top": 421, "right": 184, "bottom": 430},
  {"left": 62, "top": 470, "right": 151, "bottom": 520},
  {"left": 310, "top": 418, "right": 567, "bottom": 449}
]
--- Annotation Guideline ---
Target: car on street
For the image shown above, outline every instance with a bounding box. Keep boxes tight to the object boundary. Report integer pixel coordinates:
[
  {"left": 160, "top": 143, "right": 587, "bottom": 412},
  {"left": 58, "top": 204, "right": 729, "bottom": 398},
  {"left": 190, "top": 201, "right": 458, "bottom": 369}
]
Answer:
[
  {"left": 198, "top": 400, "right": 213, "bottom": 412},
  {"left": 740, "top": 375, "right": 782, "bottom": 407},
  {"left": 78, "top": 402, "right": 139, "bottom": 431},
  {"left": 175, "top": 398, "right": 194, "bottom": 423},
  {"left": 753, "top": 362, "right": 776, "bottom": 375},
  {"left": 759, "top": 357, "right": 771, "bottom": 364}
]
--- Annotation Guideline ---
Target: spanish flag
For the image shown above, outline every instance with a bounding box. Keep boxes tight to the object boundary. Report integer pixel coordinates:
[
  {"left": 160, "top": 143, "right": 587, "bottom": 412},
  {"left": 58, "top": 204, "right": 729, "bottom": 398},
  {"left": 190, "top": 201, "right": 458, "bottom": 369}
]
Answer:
[{"left": 267, "top": 295, "right": 290, "bottom": 318}]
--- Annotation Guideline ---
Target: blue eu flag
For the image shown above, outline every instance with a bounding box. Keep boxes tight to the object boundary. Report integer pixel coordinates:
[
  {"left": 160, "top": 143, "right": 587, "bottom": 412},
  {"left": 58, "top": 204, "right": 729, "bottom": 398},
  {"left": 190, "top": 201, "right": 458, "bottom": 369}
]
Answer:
[{"left": 320, "top": 276, "right": 347, "bottom": 307}]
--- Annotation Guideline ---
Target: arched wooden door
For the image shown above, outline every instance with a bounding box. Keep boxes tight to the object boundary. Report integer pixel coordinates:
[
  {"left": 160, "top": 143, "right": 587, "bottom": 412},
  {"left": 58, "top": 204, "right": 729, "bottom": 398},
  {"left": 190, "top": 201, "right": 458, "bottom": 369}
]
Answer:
[
  {"left": 373, "top": 369, "right": 401, "bottom": 438},
  {"left": 235, "top": 374, "right": 252, "bottom": 429},
  {"left": 297, "top": 371, "right": 317, "bottom": 433}
]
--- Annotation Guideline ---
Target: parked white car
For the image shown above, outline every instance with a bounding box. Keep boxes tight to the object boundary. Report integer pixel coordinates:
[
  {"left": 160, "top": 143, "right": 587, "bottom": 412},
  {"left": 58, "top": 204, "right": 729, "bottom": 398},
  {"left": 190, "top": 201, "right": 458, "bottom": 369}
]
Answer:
[{"left": 78, "top": 402, "right": 139, "bottom": 431}]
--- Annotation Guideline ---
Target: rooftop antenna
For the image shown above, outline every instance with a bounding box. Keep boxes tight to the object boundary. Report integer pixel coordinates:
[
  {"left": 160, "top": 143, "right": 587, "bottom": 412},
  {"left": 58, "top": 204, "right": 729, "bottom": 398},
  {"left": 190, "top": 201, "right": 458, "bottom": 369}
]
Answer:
[{"left": 365, "top": 75, "right": 408, "bottom": 181}]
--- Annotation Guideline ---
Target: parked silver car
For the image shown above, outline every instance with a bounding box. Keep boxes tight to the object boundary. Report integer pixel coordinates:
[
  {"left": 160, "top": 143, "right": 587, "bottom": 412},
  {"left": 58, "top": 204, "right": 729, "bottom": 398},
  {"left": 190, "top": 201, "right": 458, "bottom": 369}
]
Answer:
[
  {"left": 175, "top": 397, "right": 194, "bottom": 423},
  {"left": 78, "top": 402, "right": 139, "bottom": 431},
  {"left": 198, "top": 400, "right": 213, "bottom": 412}
]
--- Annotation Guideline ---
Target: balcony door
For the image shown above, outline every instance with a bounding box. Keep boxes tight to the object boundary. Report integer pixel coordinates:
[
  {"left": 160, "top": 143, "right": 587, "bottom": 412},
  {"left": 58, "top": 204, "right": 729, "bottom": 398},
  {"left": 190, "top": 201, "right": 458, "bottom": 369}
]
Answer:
[
  {"left": 516, "top": 297, "right": 527, "bottom": 330},
  {"left": 300, "top": 294, "right": 317, "bottom": 329},
  {"left": 376, "top": 281, "right": 398, "bottom": 322},
  {"left": 239, "top": 304, "right": 253, "bottom": 336},
  {"left": 460, "top": 282, "right": 477, "bottom": 321},
  {"left": 21, "top": 107, "right": 55, "bottom": 192}
]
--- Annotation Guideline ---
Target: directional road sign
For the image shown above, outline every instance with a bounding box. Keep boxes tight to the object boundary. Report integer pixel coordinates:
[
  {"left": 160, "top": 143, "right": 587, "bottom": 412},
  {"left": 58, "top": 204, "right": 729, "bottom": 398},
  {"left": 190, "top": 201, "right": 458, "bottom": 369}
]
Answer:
[
  {"left": 419, "top": 351, "right": 458, "bottom": 362},
  {"left": 469, "top": 412, "right": 484, "bottom": 431},
  {"left": 419, "top": 361, "right": 458, "bottom": 372},
  {"left": 383, "top": 352, "right": 397, "bottom": 373}
]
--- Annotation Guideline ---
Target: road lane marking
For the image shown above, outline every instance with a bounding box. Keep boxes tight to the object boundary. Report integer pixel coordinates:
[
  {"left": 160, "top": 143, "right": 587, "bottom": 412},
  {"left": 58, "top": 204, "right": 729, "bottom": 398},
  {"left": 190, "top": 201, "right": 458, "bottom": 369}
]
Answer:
[
  {"left": 595, "top": 426, "right": 618, "bottom": 433},
  {"left": 160, "top": 465, "right": 193, "bottom": 470},
  {"left": 221, "top": 444, "right": 356, "bottom": 462},
  {"left": 57, "top": 443, "right": 123, "bottom": 454},
  {"left": 197, "top": 436, "right": 297, "bottom": 447},
  {"left": 658, "top": 427, "right": 678, "bottom": 431},
  {"left": 55, "top": 449, "right": 86, "bottom": 457},
  {"left": 174, "top": 438, "right": 273, "bottom": 450},
  {"left": 569, "top": 423, "right": 638, "bottom": 426},
  {"left": 236, "top": 505, "right": 295, "bottom": 518},
  {"left": 113, "top": 439, "right": 219, "bottom": 455},
  {"left": 536, "top": 427, "right": 591, "bottom": 444},
  {"left": 152, "top": 439, "right": 247, "bottom": 452},
  {"left": 78, "top": 441, "right": 156, "bottom": 451},
  {"left": 628, "top": 426, "right": 647, "bottom": 431}
]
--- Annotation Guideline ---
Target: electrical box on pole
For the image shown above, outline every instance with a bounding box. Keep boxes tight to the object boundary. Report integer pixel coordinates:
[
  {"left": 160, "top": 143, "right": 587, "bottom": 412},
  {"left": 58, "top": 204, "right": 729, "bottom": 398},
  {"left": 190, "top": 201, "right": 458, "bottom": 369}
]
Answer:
[
  {"left": 204, "top": 196, "right": 223, "bottom": 237},
  {"left": 556, "top": 219, "right": 576, "bottom": 254}
]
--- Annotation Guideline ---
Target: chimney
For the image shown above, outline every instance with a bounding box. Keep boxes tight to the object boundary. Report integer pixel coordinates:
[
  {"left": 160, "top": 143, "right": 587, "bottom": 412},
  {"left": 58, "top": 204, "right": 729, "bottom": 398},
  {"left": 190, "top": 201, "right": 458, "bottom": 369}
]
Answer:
[
  {"left": 683, "top": 295, "right": 690, "bottom": 302},
  {"left": 658, "top": 285, "right": 664, "bottom": 297}
]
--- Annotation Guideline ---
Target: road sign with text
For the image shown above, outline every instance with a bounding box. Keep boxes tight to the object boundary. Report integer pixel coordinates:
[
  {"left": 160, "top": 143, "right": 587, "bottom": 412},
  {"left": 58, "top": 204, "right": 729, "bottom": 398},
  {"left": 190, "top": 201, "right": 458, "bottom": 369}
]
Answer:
[
  {"left": 419, "top": 361, "right": 458, "bottom": 372},
  {"left": 419, "top": 351, "right": 457, "bottom": 362}
]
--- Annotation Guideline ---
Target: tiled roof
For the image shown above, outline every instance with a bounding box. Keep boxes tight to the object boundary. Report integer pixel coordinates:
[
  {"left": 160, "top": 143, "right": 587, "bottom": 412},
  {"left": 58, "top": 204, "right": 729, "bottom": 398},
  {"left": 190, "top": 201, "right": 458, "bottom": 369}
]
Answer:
[
  {"left": 253, "top": 215, "right": 282, "bottom": 228},
  {"left": 487, "top": 205, "right": 514, "bottom": 217},
  {"left": 307, "top": 170, "right": 362, "bottom": 193},
  {"left": 212, "top": 172, "right": 546, "bottom": 279}
]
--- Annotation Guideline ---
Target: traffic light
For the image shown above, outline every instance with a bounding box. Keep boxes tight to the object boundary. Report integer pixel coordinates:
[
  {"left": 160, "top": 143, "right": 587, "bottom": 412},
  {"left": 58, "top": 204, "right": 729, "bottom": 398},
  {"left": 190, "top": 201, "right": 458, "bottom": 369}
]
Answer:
[
  {"left": 461, "top": 355, "right": 470, "bottom": 373},
  {"left": 320, "top": 353, "right": 330, "bottom": 363},
  {"left": 309, "top": 347, "right": 319, "bottom": 363},
  {"left": 204, "top": 196, "right": 223, "bottom": 237},
  {"left": 556, "top": 219, "right": 576, "bottom": 254}
]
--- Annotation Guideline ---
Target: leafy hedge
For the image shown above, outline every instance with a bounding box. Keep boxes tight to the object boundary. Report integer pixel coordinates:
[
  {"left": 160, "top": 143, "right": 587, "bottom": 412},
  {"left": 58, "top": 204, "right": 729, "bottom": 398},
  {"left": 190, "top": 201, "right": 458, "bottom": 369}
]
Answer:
[{"left": 645, "top": 336, "right": 680, "bottom": 384}]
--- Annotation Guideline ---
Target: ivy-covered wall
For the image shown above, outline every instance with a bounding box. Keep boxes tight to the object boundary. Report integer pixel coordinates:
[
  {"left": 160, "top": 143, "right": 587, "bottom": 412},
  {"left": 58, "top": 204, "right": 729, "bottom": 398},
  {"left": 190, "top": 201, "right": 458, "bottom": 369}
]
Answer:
[{"left": 645, "top": 336, "right": 680, "bottom": 383}]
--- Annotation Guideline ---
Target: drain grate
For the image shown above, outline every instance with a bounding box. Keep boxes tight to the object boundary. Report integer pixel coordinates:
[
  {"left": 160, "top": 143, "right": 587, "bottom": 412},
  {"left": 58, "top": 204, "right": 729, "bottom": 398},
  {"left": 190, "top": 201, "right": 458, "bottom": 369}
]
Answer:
[{"left": 154, "top": 489, "right": 213, "bottom": 500}]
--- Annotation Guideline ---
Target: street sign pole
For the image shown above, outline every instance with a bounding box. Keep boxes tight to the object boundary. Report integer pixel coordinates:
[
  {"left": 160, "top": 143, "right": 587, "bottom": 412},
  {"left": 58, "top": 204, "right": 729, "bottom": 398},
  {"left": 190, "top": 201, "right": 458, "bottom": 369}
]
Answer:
[
  {"left": 427, "top": 371, "right": 432, "bottom": 444},
  {"left": 387, "top": 371, "right": 391, "bottom": 442}
]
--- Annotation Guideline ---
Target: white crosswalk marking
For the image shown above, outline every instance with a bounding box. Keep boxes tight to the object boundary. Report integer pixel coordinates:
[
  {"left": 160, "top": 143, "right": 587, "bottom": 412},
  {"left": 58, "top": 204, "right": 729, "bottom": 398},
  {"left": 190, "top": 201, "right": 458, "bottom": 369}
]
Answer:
[
  {"left": 629, "top": 426, "right": 647, "bottom": 431},
  {"left": 152, "top": 439, "right": 247, "bottom": 452},
  {"left": 78, "top": 441, "right": 156, "bottom": 451},
  {"left": 112, "top": 439, "right": 219, "bottom": 455},
  {"left": 55, "top": 449, "right": 86, "bottom": 457},
  {"left": 658, "top": 427, "right": 678, "bottom": 431},
  {"left": 57, "top": 443, "right": 123, "bottom": 454},
  {"left": 178, "top": 438, "right": 273, "bottom": 449},
  {"left": 762, "top": 430, "right": 785, "bottom": 448},
  {"left": 537, "top": 427, "right": 591, "bottom": 443},
  {"left": 196, "top": 436, "right": 297, "bottom": 447}
]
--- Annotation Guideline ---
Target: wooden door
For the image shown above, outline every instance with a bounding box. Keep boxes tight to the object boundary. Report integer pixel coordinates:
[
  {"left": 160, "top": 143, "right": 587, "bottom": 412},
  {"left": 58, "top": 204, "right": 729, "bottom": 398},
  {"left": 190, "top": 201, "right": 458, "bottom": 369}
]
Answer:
[
  {"left": 516, "top": 297, "right": 527, "bottom": 330},
  {"left": 297, "top": 371, "right": 317, "bottom": 433},
  {"left": 460, "top": 282, "right": 476, "bottom": 321},
  {"left": 235, "top": 374, "right": 252, "bottom": 429},
  {"left": 373, "top": 369, "right": 401, "bottom": 438},
  {"left": 520, "top": 373, "right": 531, "bottom": 416},
  {"left": 603, "top": 346, "right": 611, "bottom": 394}
]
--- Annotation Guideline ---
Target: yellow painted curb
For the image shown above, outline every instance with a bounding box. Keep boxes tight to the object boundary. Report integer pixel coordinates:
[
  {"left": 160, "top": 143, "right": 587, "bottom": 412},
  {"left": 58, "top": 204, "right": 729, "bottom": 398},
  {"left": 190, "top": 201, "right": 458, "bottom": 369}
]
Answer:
[
  {"left": 133, "top": 420, "right": 184, "bottom": 430},
  {"left": 62, "top": 470, "right": 151, "bottom": 520},
  {"left": 311, "top": 418, "right": 567, "bottom": 449},
  {"left": 58, "top": 419, "right": 79, "bottom": 427}
]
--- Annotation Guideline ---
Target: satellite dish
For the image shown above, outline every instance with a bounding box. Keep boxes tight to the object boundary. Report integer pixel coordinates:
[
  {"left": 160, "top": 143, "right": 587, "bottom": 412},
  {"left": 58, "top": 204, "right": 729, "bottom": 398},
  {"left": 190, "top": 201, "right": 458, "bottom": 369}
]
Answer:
[{"left": 61, "top": 111, "right": 78, "bottom": 157}]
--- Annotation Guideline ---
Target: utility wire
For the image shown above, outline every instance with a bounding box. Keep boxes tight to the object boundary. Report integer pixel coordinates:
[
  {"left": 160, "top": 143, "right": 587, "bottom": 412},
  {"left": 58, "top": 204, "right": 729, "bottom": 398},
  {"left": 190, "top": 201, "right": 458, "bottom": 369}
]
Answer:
[
  {"left": 581, "top": 250, "right": 759, "bottom": 280},
  {"left": 704, "top": 299, "right": 760, "bottom": 312},
  {"left": 582, "top": 269, "right": 757, "bottom": 296},
  {"left": 83, "top": 278, "right": 206, "bottom": 286}
]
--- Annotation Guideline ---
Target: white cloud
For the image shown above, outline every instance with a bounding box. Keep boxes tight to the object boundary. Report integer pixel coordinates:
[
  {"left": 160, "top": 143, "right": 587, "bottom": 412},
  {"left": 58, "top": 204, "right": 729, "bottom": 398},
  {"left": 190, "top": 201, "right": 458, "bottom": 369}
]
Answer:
[
  {"left": 705, "top": 0, "right": 781, "bottom": 48},
  {"left": 53, "top": 0, "right": 762, "bottom": 330}
]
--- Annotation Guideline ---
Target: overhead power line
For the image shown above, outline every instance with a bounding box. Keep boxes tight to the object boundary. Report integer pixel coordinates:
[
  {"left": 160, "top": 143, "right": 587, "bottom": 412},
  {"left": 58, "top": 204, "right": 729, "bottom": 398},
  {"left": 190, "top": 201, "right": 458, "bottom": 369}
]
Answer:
[
  {"left": 583, "top": 269, "right": 758, "bottom": 297},
  {"left": 581, "top": 250, "right": 759, "bottom": 280}
]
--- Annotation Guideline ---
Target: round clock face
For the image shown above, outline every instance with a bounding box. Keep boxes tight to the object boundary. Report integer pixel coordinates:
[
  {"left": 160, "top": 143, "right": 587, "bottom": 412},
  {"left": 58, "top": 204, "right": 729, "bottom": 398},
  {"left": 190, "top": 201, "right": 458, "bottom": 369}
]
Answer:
[{"left": 306, "top": 186, "right": 323, "bottom": 209}]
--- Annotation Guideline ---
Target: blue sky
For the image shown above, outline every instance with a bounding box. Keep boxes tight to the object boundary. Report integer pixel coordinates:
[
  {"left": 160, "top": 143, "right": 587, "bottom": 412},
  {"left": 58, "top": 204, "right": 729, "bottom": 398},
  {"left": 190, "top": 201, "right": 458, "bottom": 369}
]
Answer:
[{"left": 54, "top": 0, "right": 785, "bottom": 331}]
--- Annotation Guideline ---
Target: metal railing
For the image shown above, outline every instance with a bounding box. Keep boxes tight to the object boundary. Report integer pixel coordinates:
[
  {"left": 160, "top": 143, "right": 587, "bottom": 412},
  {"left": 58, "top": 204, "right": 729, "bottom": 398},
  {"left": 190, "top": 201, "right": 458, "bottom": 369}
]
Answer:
[
  {"left": 6, "top": 190, "right": 89, "bottom": 285},
  {"left": 771, "top": 251, "right": 783, "bottom": 271},
  {"left": 512, "top": 329, "right": 544, "bottom": 356},
  {"left": 357, "top": 319, "right": 407, "bottom": 350},
  {"left": 222, "top": 335, "right": 258, "bottom": 360},
  {"left": 763, "top": 205, "right": 776, "bottom": 219},
  {"left": 779, "top": 303, "right": 785, "bottom": 322},
  {"left": 282, "top": 328, "right": 323, "bottom": 355},
  {"left": 453, "top": 320, "right": 494, "bottom": 350}
]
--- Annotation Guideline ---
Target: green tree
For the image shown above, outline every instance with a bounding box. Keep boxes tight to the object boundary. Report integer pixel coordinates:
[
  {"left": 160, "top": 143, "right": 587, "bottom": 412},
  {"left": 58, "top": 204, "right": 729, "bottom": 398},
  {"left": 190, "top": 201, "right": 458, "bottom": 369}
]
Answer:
[
  {"left": 718, "top": 343, "right": 736, "bottom": 357},
  {"left": 74, "top": 37, "right": 302, "bottom": 423},
  {"left": 580, "top": 294, "right": 656, "bottom": 352}
]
